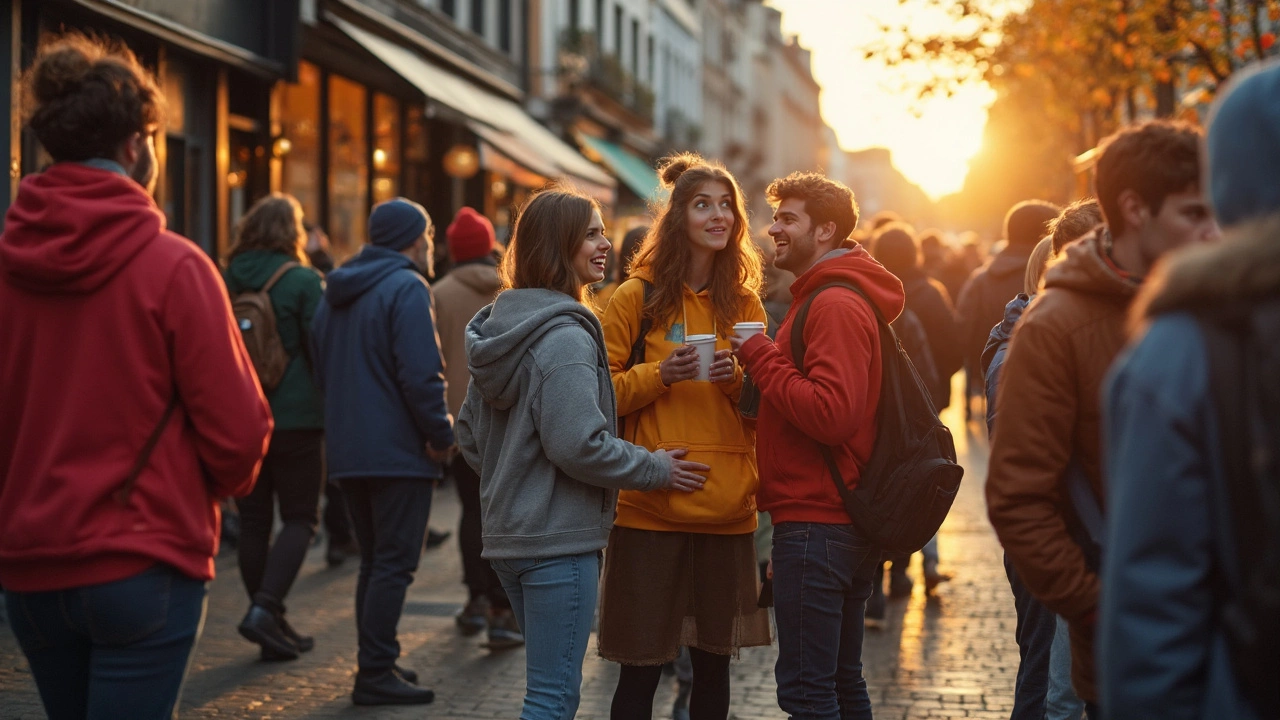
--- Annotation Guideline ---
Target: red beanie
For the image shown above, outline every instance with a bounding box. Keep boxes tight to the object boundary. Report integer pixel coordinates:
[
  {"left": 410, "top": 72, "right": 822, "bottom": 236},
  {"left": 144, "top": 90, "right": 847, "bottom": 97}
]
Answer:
[{"left": 446, "top": 207, "right": 496, "bottom": 263}]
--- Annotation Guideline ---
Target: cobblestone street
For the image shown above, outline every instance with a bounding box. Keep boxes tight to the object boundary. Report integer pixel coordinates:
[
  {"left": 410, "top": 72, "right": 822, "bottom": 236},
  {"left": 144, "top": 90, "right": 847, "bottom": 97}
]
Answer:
[{"left": 0, "top": 397, "right": 1018, "bottom": 719}]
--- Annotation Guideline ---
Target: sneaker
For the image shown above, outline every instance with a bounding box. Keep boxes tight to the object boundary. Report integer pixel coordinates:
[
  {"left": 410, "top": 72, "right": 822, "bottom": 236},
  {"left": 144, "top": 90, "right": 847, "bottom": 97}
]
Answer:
[
  {"left": 454, "top": 596, "right": 489, "bottom": 636},
  {"left": 483, "top": 608, "right": 525, "bottom": 650},
  {"left": 924, "top": 569, "right": 954, "bottom": 595}
]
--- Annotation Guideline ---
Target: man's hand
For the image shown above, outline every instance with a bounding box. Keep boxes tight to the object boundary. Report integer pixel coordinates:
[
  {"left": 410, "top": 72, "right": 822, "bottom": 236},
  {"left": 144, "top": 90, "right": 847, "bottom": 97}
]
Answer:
[
  {"left": 426, "top": 443, "right": 456, "bottom": 464},
  {"left": 708, "top": 349, "right": 736, "bottom": 384}
]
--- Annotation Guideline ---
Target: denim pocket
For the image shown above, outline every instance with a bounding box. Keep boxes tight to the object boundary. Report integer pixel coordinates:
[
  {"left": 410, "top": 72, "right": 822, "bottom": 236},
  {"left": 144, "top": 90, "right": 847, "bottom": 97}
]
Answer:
[
  {"left": 82, "top": 566, "right": 171, "bottom": 646},
  {"left": 826, "top": 539, "right": 877, "bottom": 585}
]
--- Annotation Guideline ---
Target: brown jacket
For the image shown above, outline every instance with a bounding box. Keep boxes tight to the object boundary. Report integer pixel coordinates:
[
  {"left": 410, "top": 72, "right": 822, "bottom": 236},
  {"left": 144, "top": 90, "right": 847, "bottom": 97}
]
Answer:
[
  {"left": 985, "top": 230, "right": 1138, "bottom": 702},
  {"left": 433, "top": 261, "right": 502, "bottom": 418}
]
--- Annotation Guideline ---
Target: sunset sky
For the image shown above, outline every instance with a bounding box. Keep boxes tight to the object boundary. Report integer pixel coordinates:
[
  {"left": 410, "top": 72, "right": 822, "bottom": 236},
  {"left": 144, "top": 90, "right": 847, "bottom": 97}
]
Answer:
[{"left": 766, "top": 0, "right": 998, "bottom": 200}]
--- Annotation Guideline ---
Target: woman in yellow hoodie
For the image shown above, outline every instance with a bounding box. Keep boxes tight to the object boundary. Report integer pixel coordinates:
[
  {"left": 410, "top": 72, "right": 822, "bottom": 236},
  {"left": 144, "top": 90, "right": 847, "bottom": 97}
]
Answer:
[{"left": 599, "top": 154, "right": 771, "bottom": 720}]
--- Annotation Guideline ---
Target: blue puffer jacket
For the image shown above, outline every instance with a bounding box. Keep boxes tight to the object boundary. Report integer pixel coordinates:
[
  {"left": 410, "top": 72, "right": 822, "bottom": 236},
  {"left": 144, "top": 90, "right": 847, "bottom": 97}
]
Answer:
[
  {"left": 980, "top": 293, "right": 1030, "bottom": 432},
  {"left": 311, "top": 245, "right": 454, "bottom": 481}
]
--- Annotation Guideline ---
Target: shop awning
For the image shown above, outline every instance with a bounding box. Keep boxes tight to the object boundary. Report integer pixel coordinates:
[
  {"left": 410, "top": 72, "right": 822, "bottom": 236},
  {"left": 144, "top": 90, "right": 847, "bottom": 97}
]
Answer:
[
  {"left": 578, "top": 135, "right": 662, "bottom": 201},
  {"left": 330, "top": 16, "right": 616, "bottom": 199}
]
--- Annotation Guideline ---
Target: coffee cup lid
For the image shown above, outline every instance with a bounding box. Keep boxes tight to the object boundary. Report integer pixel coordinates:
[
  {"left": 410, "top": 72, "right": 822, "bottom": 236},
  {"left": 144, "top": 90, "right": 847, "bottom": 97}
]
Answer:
[
  {"left": 685, "top": 334, "right": 717, "bottom": 343},
  {"left": 733, "top": 322, "right": 766, "bottom": 328}
]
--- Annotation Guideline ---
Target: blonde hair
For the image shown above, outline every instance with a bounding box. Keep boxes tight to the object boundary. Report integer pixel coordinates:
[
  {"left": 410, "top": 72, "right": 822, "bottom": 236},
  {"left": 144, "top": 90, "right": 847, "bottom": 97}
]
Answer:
[{"left": 1024, "top": 236, "right": 1056, "bottom": 296}]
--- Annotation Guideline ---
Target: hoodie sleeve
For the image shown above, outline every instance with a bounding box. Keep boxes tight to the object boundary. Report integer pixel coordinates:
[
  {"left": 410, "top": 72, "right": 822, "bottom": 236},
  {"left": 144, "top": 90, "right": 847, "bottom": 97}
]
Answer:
[
  {"left": 533, "top": 331, "right": 670, "bottom": 491},
  {"left": 389, "top": 276, "right": 456, "bottom": 450},
  {"left": 739, "top": 292, "right": 879, "bottom": 447},
  {"left": 603, "top": 279, "right": 670, "bottom": 417},
  {"left": 164, "top": 253, "right": 272, "bottom": 498}
]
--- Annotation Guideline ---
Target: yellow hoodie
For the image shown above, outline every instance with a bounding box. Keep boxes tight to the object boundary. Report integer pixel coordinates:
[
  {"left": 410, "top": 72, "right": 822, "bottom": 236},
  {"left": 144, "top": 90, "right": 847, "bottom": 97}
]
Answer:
[{"left": 601, "top": 276, "right": 766, "bottom": 534}]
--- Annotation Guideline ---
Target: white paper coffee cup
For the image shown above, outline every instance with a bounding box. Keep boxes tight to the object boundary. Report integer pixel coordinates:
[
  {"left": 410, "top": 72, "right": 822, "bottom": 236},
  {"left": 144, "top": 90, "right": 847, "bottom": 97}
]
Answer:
[
  {"left": 733, "top": 321, "right": 766, "bottom": 341},
  {"left": 685, "top": 334, "right": 718, "bottom": 381}
]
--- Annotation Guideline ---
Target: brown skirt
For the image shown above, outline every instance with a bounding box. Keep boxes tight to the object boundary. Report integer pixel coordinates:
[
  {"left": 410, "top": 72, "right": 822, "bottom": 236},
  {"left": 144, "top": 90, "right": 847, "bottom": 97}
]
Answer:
[{"left": 597, "top": 526, "right": 772, "bottom": 665}]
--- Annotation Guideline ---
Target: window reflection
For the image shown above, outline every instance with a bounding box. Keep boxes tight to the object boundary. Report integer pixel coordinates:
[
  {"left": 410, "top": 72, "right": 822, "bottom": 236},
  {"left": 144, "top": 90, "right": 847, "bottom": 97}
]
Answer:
[
  {"left": 373, "top": 93, "right": 400, "bottom": 204},
  {"left": 328, "top": 74, "right": 368, "bottom": 260},
  {"left": 280, "top": 61, "right": 322, "bottom": 225}
]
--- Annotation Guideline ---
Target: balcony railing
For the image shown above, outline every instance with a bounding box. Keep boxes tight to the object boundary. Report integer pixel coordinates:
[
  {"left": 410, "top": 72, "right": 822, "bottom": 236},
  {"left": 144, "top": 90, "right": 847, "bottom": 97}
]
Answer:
[{"left": 558, "top": 28, "right": 654, "bottom": 124}]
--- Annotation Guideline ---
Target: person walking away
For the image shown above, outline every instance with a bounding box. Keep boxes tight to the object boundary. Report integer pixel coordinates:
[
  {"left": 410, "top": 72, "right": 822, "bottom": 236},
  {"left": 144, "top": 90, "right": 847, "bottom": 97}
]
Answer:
[
  {"left": 223, "top": 194, "right": 326, "bottom": 661},
  {"left": 310, "top": 197, "right": 455, "bottom": 706},
  {"left": 457, "top": 186, "right": 710, "bottom": 720},
  {"left": 598, "top": 154, "right": 772, "bottom": 720},
  {"left": 1100, "top": 59, "right": 1280, "bottom": 720},
  {"left": 982, "top": 199, "right": 1100, "bottom": 720},
  {"left": 985, "top": 120, "right": 1220, "bottom": 719},
  {"left": 433, "top": 206, "right": 523, "bottom": 649},
  {"left": 956, "top": 202, "right": 1060, "bottom": 418},
  {"left": 0, "top": 34, "right": 272, "bottom": 719},
  {"left": 732, "top": 172, "right": 906, "bottom": 720}
]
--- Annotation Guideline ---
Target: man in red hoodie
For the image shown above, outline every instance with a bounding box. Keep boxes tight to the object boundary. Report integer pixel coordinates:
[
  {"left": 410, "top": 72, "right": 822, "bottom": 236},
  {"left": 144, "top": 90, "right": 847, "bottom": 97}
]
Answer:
[
  {"left": 732, "top": 172, "right": 905, "bottom": 719},
  {"left": 0, "top": 35, "right": 271, "bottom": 719}
]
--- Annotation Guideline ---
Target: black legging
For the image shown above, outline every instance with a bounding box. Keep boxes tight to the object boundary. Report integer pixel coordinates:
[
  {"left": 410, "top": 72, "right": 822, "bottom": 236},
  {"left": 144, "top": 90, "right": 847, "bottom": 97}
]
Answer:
[
  {"left": 610, "top": 648, "right": 731, "bottom": 720},
  {"left": 237, "top": 429, "right": 324, "bottom": 613}
]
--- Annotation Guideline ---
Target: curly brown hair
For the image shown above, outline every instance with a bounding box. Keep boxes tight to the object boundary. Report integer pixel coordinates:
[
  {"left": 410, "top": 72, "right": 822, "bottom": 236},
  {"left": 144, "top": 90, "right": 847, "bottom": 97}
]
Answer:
[
  {"left": 1048, "top": 198, "right": 1104, "bottom": 252},
  {"left": 22, "top": 32, "right": 165, "bottom": 162},
  {"left": 766, "top": 172, "right": 860, "bottom": 244},
  {"left": 229, "top": 194, "right": 308, "bottom": 264},
  {"left": 1095, "top": 120, "right": 1203, "bottom": 236},
  {"left": 500, "top": 185, "right": 601, "bottom": 303},
  {"left": 629, "top": 153, "right": 763, "bottom": 337}
]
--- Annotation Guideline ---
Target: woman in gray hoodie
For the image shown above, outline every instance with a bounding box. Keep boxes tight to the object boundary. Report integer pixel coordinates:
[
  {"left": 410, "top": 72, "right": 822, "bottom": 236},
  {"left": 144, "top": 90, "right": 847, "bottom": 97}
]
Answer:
[{"left": 457, "top": 187, "right": 709, "bottom": 720}]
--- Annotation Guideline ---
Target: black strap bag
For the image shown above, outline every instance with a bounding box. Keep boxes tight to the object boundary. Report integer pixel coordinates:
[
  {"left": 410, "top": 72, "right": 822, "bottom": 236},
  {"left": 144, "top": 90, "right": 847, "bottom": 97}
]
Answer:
[{"left": 792, "top": 281, "right": 963, "bottom": 555}]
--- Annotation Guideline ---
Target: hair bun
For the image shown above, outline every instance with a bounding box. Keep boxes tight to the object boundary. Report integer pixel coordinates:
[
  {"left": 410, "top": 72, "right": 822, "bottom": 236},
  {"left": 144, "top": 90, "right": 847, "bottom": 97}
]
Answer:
[
  {"left": 30, "top": 45, "right": 98, "bottom": 103},
  {"left": 657, "top": 153, "right": 703, "bottom": 188}
]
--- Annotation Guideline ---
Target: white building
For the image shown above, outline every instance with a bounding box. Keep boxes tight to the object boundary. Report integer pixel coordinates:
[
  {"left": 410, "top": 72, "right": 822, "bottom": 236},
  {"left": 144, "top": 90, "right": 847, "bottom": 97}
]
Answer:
[{"left": 652, "top": 0, "right": 702, "bottom": 150}]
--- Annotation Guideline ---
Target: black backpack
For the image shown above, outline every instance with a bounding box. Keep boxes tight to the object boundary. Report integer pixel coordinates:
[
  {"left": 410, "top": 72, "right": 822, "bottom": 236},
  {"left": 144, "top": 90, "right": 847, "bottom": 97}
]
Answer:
[
  {"left": 792, "top": 282, "right": 964, "bottom": 555},
  {"left": 1198, "top": 299, "right": 1280, "bottom": 718}
]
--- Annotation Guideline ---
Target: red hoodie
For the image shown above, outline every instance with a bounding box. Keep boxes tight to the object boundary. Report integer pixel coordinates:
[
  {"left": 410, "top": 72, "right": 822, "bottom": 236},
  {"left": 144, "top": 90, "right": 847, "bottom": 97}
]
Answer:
[
  {"left": 738, "top": 246, "right": 905, "bottom": 525},
  {"left": 0, "top": 163, "right": 272, "bottom": 592}
]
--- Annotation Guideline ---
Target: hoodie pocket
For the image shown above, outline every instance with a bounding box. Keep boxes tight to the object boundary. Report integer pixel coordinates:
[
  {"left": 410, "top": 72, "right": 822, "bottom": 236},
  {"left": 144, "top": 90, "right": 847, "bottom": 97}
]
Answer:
[{"left": 651, "top": 441, "right": 757, "bottom": 525}]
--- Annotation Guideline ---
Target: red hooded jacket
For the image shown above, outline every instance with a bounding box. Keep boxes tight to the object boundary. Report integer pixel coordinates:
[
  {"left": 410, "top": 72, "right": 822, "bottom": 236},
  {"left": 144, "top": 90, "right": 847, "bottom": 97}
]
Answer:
[
  {"left": 0, "top": 163, "right": 272, "bottom": 592},
  {"left": 738, "top": 246, "right": 905, "bottom": 525}
]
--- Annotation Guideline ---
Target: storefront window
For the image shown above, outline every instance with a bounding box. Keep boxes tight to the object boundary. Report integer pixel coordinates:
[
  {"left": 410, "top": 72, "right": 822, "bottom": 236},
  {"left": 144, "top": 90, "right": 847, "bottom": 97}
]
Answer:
[
  {"left": 372, "top": 93, "right": 401, "bottom": 204},
  {"left": 403, "top": 104, "right": 430, "bottom": 203},
  {"left": 280, "top": 60, "right": 322, "bottom": 225},
  {"left": 328, "top": 74, "right": 368, "bottom": 260}
]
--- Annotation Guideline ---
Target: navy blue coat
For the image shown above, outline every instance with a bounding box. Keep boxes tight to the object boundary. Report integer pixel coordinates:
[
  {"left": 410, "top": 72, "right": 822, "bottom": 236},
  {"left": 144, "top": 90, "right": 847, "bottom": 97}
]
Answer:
[{"left": 311, "top": 245, "right": 454, "bottom": 481}]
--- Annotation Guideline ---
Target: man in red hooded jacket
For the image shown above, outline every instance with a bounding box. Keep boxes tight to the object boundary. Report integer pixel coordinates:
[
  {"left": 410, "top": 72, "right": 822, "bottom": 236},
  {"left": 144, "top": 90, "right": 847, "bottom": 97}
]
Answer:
[
  {"left": 732, "top": 172, "right": 905, "bottom": 720},
  {"left": 0, "top": 34, "right": 271, "bottom": 719}
]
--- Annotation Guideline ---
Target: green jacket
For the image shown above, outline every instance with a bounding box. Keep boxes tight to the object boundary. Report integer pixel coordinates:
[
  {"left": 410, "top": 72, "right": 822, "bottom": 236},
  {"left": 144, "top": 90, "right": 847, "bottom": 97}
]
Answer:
[{"left": 224, "top": 250, "right": 325, "bottom": 430}]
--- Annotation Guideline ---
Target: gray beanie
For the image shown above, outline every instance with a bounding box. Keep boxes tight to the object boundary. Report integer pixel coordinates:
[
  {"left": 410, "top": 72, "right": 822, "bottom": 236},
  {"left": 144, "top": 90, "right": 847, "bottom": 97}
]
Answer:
[{"left": 1206, "top": 58, "right": 1280, "bottom": 228}]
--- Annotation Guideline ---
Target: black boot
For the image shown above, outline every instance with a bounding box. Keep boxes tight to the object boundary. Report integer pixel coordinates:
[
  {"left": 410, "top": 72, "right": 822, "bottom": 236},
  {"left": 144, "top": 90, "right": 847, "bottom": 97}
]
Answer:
[{"left": 238, "top": 605, "right": 298, "bottom": 660}]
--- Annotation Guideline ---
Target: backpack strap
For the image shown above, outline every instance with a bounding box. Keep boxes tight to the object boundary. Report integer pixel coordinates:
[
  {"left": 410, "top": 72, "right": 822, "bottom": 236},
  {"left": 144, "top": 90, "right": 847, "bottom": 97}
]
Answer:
[
  {"left": 791, "top": 281, "right": 890, "bottom": 513},
  {"left": 115, "top": 392, "right": 180, "bottom": 506},
  {"left": 261, "top": 261, "right": 301, "bottom": 294},
  {"left": 623, "top": 280, "right": 655, "bottom": 371}
]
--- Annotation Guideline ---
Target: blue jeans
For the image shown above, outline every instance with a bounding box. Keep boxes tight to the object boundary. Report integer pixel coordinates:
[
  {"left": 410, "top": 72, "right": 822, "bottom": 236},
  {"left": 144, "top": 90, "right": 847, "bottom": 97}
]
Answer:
[
  {"left": 772, "top": 522, "right": 880, "bottom": 720},
  {"left": 1004, "top": 554, "right": 1056, "bottom": 720},
  {"left": 341, "top": 477, "right": 433, "bottom": 674},
  {"left": 1047, "top": 615, "right": 1084, "bottom": 719},
  {"left": 4, "top": 564, "right": 207, "bottom": 719},
  {"left": 491, "top": 552, "right": 599, "bottom": 720}
]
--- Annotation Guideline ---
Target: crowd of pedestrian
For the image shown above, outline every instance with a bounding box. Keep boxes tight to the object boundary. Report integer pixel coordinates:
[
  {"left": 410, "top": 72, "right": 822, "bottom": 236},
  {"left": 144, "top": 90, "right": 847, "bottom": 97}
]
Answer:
[{"left": 1, "top": 30, "right": 1278, "bottom": 720}]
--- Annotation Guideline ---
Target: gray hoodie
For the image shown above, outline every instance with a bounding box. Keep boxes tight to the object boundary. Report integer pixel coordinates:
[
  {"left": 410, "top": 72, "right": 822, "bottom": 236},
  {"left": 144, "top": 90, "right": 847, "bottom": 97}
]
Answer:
[{"left": 457, "top": 288, "right": 670, "bottom": 560}]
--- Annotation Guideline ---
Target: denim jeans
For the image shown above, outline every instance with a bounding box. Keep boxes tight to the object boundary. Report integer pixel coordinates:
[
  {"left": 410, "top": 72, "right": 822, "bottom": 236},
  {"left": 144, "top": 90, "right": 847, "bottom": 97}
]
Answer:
[
  {"left": 772, "top": 522, "right": 880, "bottom": 720},
  {"left": 491, "top": 552, "right": 599, "bottom": 720},
  {"left": 1004, "top": 554, "right": 1056, "bottom": 720},
  {"left": 341, "top": 477, "right": 433, "bottom": 674},
  {"left": 1046, "top": 615, "right": 1085, "bottom": 719},
  {"left": 4, "top": 564, "right": 207, "bottom": 719}
]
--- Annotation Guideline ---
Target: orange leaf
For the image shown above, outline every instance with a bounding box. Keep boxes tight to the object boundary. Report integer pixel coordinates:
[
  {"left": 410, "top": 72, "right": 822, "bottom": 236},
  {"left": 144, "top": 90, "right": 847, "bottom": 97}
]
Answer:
[{"left": 1263, "top": 33, "right": 1277, "bottom": 50}]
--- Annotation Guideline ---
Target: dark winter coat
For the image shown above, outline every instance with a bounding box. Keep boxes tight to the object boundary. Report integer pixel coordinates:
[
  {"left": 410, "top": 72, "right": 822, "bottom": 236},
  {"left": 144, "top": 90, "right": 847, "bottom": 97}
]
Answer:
[
  {"left": 310, "top": 245, "right": 454, "bottom": 481},
  {"left": 901, "top": 267, "right": 962, "bottom": 409},
  {"left": 957, "top": 243, "right": 1035, "bottom": 388}
]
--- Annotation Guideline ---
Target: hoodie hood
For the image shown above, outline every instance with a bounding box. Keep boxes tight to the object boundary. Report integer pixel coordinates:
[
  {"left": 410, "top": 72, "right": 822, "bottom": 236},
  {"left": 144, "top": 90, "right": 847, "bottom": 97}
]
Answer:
[
  {"left": 1042, "top": 229, "right": 1137, "bottom": 302},
  {"left": 981, "top": 293, "right": 1030, "bottom": 375},
  {"left": 0, "top": 163, "right": 164, "bottom": 294},
  {"left": 449, "top": 260, "right": 503, "bottom": 295},
  {"left": 224, "top": 250, "right": 295, "bottom": 294},
  {"left": 790, "top": 244, "right": 906, "bottom": 324},
  {"left": 324, "top": 245, "right": 416, "bottom": 308},
  {"left": 465, "top": 288, "right": 603, "bottom": 411}
]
